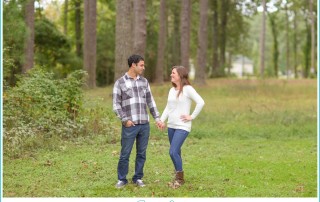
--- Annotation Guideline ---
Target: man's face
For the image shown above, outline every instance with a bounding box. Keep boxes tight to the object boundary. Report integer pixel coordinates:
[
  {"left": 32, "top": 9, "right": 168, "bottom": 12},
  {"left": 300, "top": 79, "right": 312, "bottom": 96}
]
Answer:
[{"left": 133, "top": 60, "right": 145, "bottom": 75}]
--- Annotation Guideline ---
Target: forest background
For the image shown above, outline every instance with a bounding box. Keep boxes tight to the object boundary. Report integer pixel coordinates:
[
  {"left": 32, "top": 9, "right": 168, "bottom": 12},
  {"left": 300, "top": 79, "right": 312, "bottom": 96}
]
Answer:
[
  {"left": 3, "top": 0, "right": 318, "bottom": 86},
  {"left": 2, "top": 0, "right": 318, "bottom": 198}
]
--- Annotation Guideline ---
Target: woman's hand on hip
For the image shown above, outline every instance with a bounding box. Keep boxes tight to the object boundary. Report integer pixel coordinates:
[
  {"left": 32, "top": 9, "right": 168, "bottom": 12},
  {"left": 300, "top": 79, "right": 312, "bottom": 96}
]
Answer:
[{"left": 180, "top": 115, "right": 192, "bottom": 122}]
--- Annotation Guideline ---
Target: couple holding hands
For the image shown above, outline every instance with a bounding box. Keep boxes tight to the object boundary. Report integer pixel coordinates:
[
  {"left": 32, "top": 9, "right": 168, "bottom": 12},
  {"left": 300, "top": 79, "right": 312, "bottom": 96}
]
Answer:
[{"left": 112, "top": 54, "right": 205, "bottom": 189}]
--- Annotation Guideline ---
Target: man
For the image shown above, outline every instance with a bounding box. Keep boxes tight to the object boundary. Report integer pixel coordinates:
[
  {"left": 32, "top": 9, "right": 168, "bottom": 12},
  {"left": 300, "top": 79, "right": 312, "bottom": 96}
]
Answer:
[{"left": 112, "top": 54, "right": 164, "bottom": 188}]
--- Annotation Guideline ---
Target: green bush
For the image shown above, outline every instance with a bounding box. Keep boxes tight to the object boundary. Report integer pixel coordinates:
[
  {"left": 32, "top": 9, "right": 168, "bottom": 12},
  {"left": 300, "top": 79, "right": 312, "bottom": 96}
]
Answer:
[
  {"left": 3, "top": 68, "right": 84, "bottom": 156},
  {"left": 3, "top": 68, "right": 118, "bottom": 157}
]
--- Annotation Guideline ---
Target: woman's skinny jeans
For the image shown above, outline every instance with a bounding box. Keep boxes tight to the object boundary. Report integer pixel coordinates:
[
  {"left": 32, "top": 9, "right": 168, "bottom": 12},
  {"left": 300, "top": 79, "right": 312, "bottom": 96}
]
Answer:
[{"left": 167, "top": 128, "right": 189, "bottom": 172}]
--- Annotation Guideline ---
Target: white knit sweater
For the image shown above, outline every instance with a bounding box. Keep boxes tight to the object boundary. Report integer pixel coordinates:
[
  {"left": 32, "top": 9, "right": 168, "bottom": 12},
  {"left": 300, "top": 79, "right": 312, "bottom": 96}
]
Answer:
[{"left": 160, "top": 85, "right": 205, "bottom": 132}]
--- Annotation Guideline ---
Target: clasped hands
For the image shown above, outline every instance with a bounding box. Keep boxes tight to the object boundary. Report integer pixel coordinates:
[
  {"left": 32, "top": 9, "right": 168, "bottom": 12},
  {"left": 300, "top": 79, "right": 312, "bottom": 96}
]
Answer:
[{"left": 156, "top": 120, "right": 166, "bottom": 131}]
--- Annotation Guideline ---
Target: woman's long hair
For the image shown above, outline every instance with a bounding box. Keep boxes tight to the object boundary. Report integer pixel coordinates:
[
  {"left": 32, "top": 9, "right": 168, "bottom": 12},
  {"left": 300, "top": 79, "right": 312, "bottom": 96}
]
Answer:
[{"left": 171, "top": 66, "right": 191, "bottom": 97}]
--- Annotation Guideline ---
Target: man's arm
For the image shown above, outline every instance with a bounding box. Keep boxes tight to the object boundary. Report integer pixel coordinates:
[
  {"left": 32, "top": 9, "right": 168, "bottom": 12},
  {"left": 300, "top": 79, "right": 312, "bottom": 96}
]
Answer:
[
  {"left": 112, "top": 80, "right": 129, "bottom": 123},
  {"left": 145, "top": 81, "right": 160, "bottom": 122}
]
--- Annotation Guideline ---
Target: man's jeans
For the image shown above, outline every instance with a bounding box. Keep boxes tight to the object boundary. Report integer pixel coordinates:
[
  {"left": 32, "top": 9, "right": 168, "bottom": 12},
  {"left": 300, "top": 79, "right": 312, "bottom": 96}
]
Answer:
[
  {"left": 117, "top": 123, "right": 150, "bottom": 183},
  {"left": 168, "top": 128, "right": 189, "bottom": 172}
]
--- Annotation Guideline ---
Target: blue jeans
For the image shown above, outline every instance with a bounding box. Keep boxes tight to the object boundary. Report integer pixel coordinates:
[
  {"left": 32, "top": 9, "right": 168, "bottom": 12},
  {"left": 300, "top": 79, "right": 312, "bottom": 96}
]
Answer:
[
  {"left": 168, "top": 128, "right": 189, "bottom": 172},
  {"left": 117, "top": 123, "right": 150, "bottom": 183}
]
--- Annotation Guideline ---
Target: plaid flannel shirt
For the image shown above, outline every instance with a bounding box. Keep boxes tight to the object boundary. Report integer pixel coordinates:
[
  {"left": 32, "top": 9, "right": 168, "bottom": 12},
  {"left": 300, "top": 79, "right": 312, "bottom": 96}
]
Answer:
[{"left": 112, "top": 73, "right": 160, "bottom": 124}]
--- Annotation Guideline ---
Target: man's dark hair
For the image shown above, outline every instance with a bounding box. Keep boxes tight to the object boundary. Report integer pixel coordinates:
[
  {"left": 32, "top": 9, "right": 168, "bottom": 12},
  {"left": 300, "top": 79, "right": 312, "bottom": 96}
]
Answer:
[{"left": 128, "top": 54, "right": 144, "bottom": 68}]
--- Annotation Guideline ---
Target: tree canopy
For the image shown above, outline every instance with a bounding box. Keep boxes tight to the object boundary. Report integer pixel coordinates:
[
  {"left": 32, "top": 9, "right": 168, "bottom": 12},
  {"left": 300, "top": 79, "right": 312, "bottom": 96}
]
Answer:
[{"left": 3, "top": 0, "right": 318, "bottom": 87}]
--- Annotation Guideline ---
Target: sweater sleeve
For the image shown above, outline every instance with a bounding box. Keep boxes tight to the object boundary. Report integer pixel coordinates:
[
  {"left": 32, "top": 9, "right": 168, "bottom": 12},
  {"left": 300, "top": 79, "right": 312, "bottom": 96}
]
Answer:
[
  {"left": 160, "top": 103, "right": 169, "bottom": 123},
  {"left": 185, "top": 86, "right": 205, "bottom": 120},
  {"left": 160, "top": 88, "right": 171, "bottom": 122}
]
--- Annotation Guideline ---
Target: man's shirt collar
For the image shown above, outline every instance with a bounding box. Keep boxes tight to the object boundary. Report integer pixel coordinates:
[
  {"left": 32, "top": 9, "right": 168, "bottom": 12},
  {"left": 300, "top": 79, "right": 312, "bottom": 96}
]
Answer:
[{"left": 125, "top": 72, "right": 141, "bottom": 80}]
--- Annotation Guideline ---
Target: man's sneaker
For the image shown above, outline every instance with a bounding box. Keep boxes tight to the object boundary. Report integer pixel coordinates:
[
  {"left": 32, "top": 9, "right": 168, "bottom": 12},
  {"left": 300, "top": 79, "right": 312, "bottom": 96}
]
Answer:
[
  {"left": 135, "top": 179, "right": 146, "bottom": 187},
  {"left": 115, "top": 180, "right": 127, "bottom": 188}
]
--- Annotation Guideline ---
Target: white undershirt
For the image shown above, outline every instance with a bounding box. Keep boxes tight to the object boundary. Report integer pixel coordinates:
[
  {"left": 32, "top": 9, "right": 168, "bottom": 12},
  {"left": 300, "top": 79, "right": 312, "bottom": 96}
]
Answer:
[{"left": 160, "top": 85, "right": 205, "bottom": 132}]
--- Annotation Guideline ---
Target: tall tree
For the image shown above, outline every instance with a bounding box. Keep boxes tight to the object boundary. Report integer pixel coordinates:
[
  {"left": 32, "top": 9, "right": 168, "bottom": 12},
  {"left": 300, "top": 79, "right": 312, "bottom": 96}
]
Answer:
[
  {"left": 225, "top": 1, "right": 249, "bottom": 76},
  {"left": 95, "top": 0, "right": 116, "bottom": 86},
  {"left": 3, "top": 0, "right": 27, "bottom": 85},
  {"left": 64, "top": 0, "right": 69, "bottom": 35},
  {"left": 23, "top": 0, "right": 35, "bottom": 73},
  {"left": 167, "top": 0, "right": 180, "bottom": 78},
  {"left": 293, "top": 9, "right": 298, "bottom": 78},
  {"left": 285, "top": 2, "right": 290, "bottom": 78},
  {"left": 268, "top": 12, "right": 279, "bottom": 77},
  {"left": 114, "top": 0, "right": 132, "bottom": 80},
  {"left": 194, "top": 0, "right": 208, "bottom": 85},
  {"left": 211, "top": 0, "right": 219, "bottom": 77},
  {"left": 309, "top": 0, "right": 315, "bottom": 75},
  {"left": 303, "top": 0, "right": 311, "bottom": 78},
  {"left": 219, "top": 0, "right": 230, "bottom": 75},
  {"left": 133, "top": 0, "right": 147, "bottom": 56},
  {"left": 259, "top": 0, "right": 267, "bottom": 77},
  {"left": 180, "top": 0, "right": 191, "bottom": 70},
  {"left": 172, "top": 0, "right": 181, "bottom": 67},
  {"left": 74, "top": 0, "right": 82, "bottom": 57},
  {"left": 83, "top": 0, "right": 97, "bottom": 88},
  {"left": 154, "top": 0, "right": 166, "bottom": 84}
]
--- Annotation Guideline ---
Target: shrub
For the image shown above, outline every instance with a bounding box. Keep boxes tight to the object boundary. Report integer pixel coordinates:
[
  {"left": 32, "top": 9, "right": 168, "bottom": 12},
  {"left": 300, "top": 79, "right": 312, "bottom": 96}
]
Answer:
[{"left": 3, "top": 68, "right": 85, "bottom": 157}]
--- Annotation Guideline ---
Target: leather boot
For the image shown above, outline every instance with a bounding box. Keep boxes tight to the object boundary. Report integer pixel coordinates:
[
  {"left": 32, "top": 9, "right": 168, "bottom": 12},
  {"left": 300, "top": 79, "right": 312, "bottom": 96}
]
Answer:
[{"left": 175, "top": 171, "right": 185, "bottom": 185}]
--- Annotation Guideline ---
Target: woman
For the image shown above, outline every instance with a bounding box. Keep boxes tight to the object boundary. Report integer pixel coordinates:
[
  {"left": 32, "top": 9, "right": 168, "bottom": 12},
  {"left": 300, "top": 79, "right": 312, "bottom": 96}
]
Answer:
[{"left": 160, "top": 66, "right": 205, "bottom": 188}]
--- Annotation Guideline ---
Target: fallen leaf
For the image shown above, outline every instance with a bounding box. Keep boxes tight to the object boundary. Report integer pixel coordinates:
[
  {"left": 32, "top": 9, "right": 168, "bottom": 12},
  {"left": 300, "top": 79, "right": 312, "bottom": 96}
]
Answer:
[
  {"left": 112, "top": 151, "right": 118, "bottom": 156},
  {"left": 44, "top": 160, "right": 53, "bottom": 166},
  {"left": 295, "top": 185, "right": 304, "bottom": 192}
]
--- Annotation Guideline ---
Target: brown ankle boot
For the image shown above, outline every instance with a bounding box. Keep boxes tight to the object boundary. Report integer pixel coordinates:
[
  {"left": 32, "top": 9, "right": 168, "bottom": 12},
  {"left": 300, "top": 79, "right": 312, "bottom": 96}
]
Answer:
[
  {"left": 168, "top": 171, "right": 185, "bottom": 189},
  {"left": 175, "top": 171, "right": 185, "bottom": 185}
]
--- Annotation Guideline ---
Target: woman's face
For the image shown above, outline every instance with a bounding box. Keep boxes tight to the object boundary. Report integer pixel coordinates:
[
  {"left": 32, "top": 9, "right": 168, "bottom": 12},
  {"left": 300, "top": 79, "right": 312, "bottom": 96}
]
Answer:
[{"left": 171, "top": 68, "right": 180, "bottom": 84}]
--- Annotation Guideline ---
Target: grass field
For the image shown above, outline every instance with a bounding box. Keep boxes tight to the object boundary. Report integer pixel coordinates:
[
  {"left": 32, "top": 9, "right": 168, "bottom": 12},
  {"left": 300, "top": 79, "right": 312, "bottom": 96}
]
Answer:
[{"left": 3, "top": 78, "right": 318, "bottom": 197}]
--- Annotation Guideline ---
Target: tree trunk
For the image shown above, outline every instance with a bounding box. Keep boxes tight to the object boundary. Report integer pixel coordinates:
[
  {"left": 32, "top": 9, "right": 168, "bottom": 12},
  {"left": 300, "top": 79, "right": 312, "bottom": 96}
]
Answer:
[
  {"left": 268, "top": 13, "right": 278, "bottom": 77},
  {"left": 219, "top": 0, "right": 229, "bottom": 76},
  {"left": 154, "top": 0, "right": 166, "bottom": 84},
  {"left": 309, "top": 0, "right": 315, "bottom": 75},
  {"left": 304, "top": 22, "right": 311, "bottom": 78},
  {"left": 180, "top": 0, "right": 191, "bottom": 70},
  {"left": 114, "top": 0, "right": 132, "bottom": 80},
  {"left": 228, "top": 52, "right": 232, "bottom": 75},
  {"left": 23, "top": 0, "right": 34, "bottom": 73},
  {"left": 75, "top": 0, "right": 82, "bottom": 57},
  {"left": 84, "top": 0, "right": 96, "bottom": 88},
  {"left": 129, "top": 0, "right": 134, "bottom": 54},
  {"left": 133, "top": 0, "right": 146, "bottom": 57},
  {"left": 259, "top": 0, "right": 267, "bottom": 77},
  {"left": 64, "top": 0, "right": 68, "bottom": 35},
  {"left": 173, "top": 1, "right": 180, "bottom": 66},
  {"left": 211, "top": 0, "right": 219, "bottom": 78},
  {"left": 285, "top": 3, "right": 290, "bottom": 78},
  {"left": 194, "top": 0, "right": 208, "bottom": 85},
  {"left": 293, "top": 10, "right": 298, "bottom": 78},
  {"left": 168, "top": 1, "right": 181, "bottom": 80}
]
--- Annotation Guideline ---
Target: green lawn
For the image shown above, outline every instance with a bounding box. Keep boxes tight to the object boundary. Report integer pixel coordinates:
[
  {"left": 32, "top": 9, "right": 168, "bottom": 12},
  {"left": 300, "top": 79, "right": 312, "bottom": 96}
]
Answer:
[{"left": 3, "top": 78, "right": 317, "bottom": 197}]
